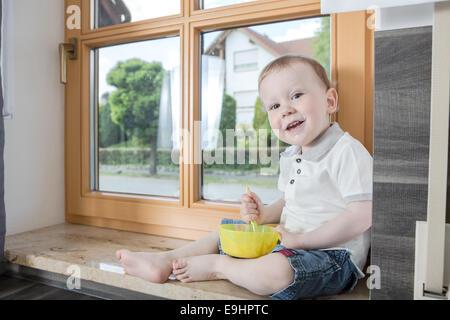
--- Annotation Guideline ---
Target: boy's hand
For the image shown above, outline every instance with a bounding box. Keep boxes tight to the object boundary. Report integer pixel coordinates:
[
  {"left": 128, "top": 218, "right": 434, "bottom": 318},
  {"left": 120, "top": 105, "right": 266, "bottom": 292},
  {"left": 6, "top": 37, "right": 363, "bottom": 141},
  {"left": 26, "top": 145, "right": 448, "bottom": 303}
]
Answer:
[
  {"left": 274, "top": 225, "right": 301, "bottom": 249},
  {"left": 240, "top": 190, "right": 265, "bottom": 224}
]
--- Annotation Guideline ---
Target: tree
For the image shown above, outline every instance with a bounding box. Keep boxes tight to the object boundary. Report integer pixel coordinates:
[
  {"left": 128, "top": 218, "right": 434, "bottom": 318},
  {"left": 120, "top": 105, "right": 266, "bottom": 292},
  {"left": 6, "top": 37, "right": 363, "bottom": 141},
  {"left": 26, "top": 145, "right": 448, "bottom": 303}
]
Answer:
[
  {"left": 219, "top": 93, "right": 237, "bottom": 145},
  {"left": 252, "top": 97, "right": 289, "bottom": 149},
  {"left": 253, "top": 97, "right": 271, "bottom": 147},
  {"left": 107, "top": 59, "right": 164, "bottom": 175},
  {"left": 99, "top": 92, "right": 125, "bottom": 148},
  {"left": 312, "top": 17, "right": 331, "bottom": 77},
  {"left": 253, "top": 97, "right": 269, "bottom": 132}
]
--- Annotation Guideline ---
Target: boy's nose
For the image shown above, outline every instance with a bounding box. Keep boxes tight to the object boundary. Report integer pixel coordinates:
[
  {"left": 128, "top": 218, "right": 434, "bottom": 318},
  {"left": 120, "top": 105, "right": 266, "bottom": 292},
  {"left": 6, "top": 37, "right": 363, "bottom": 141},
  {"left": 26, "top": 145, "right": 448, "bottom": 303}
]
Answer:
[{"left": 281, "top": 103, "right": 296, "bottom": 117}]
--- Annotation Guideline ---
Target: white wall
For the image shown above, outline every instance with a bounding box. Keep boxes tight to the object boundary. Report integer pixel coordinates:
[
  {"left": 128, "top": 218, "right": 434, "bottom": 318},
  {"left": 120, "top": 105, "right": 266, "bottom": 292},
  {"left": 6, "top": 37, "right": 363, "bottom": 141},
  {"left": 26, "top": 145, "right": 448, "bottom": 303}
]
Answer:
[
  {"left": 4, "top": 0, "right": 65, "bottom": 235},
  {"left": 225, "top": 30, "right": 260, "bottom": 97}
]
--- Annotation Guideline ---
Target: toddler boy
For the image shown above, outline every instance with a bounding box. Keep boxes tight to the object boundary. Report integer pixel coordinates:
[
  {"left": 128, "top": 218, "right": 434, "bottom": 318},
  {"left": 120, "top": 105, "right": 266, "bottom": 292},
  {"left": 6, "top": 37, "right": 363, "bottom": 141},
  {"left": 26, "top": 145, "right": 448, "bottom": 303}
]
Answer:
[{"left": 116, "top": 54, "right": 373, "bottom": 299}]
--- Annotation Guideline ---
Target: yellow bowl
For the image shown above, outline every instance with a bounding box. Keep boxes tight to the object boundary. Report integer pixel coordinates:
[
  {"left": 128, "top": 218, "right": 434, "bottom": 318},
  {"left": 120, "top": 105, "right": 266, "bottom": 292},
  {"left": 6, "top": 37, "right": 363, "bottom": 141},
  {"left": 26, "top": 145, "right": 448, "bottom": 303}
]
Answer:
[{"left": 219, "top": 224, "right": 280, "bottom": 258}]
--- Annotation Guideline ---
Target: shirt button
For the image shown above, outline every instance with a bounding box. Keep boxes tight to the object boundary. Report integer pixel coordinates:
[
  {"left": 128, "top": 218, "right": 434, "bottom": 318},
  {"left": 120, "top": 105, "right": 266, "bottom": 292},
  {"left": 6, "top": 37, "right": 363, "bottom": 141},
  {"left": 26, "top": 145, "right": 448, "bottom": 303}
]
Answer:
[
  {"left": 290, "top": 179, "right": 295, "bottom": 184},
  {"left": 297, "top": 169, "right": 301, "bottom": 174},
  {"left": 296, "top": 158, "right": 301, "bottom": 163}
]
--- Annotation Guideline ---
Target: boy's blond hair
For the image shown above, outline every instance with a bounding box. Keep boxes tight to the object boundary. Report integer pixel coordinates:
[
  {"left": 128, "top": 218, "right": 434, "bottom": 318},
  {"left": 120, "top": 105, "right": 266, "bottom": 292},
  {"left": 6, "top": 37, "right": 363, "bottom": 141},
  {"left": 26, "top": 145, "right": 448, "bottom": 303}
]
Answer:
[{"left": 258, "top": 54, "right": 331, "bottom": 92}]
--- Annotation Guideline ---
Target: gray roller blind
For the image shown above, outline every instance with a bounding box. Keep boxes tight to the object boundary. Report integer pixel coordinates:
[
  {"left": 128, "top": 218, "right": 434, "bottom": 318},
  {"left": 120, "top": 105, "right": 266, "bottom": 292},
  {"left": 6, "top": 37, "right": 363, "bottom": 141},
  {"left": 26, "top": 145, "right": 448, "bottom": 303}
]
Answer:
[{"left": 371, "top": 26, "right": 432, "bottom": 299}]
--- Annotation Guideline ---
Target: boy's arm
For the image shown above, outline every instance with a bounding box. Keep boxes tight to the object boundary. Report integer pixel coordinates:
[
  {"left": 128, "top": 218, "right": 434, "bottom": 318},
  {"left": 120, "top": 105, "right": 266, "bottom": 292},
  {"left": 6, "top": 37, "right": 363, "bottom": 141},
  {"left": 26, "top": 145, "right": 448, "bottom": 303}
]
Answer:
[
  {"left": 276, "top": 200, "right": 372, "bottom": 250},
  {"left": 261, "top": 196, "right": 285, "bottom": 224}
]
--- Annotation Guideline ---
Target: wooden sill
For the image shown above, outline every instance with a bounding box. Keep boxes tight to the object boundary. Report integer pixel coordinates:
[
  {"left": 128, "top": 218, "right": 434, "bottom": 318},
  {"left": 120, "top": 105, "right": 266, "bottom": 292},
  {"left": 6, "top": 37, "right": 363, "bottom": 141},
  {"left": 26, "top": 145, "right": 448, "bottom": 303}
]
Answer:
[{"left": 5, "top": 223, "right": 369, "bottom": 300}]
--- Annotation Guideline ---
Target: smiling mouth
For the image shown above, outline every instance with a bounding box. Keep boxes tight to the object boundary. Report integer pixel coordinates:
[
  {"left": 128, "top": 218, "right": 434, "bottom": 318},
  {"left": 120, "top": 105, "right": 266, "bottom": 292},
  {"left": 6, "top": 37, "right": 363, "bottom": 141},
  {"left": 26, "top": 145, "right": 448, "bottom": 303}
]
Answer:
[{"left": 286, "top": 120, "right": 305, "bottom": 131}]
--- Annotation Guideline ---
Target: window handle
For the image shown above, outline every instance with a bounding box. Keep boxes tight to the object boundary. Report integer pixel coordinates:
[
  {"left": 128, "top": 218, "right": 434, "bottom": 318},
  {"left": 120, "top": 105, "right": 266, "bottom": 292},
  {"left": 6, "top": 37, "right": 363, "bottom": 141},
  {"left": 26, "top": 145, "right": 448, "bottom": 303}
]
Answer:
[{"left": 59, "top": 38, "right": 78, "bottom": 84}]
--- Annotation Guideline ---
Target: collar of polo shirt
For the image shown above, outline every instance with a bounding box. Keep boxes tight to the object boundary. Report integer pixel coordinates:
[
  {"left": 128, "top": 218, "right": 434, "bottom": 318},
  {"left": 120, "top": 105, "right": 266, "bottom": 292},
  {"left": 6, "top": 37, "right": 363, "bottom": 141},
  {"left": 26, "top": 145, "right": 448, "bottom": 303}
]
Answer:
[{"left": 280, "top": 122, "right": 345, "bottom": 162}]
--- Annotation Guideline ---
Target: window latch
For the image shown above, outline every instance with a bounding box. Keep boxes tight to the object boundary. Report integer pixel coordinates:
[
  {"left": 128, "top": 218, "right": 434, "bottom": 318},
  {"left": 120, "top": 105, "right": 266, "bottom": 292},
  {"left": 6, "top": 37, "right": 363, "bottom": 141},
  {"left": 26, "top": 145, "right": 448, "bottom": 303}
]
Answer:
[{"left": 59, "top": 38, "right": 78, "bottom": 84}]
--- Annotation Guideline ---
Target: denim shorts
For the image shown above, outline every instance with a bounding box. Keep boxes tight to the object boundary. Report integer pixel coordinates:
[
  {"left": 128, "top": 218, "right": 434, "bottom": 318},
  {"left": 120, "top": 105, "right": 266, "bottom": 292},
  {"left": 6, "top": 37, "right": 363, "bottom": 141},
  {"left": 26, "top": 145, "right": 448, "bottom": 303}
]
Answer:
[{"left": 218, "top": 218, "right": 360, "bottom": 300}]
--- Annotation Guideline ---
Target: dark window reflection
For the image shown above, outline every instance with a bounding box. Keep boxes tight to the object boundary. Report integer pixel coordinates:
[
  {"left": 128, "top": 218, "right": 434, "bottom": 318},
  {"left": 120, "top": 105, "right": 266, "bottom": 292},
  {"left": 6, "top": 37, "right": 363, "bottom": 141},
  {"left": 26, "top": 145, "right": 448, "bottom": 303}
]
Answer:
[
  {"left": 96, "top": 0, "right": 131, "bottom": 29},
  {"left": 93, "top": 0, "right": 180, "bottom": 29}
]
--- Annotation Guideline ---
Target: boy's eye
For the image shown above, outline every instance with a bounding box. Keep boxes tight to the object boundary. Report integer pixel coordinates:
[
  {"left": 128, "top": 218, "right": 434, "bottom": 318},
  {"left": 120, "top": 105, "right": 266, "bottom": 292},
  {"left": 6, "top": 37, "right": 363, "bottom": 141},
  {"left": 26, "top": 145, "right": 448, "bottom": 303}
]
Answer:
[
  {"left": 292, "top": 93, "right": 303, "bottom": 100},
  {"left": 270, "top": 104, "right": 280, "bottom": 110}
]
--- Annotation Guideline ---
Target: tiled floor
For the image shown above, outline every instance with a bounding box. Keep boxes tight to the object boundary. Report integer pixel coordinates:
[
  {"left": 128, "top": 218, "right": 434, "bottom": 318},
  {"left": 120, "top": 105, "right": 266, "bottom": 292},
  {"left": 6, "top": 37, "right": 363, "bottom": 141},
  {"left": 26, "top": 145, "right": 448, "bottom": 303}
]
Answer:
[{"left": 0, "top": 275, "right": 102, "bottom": 300}]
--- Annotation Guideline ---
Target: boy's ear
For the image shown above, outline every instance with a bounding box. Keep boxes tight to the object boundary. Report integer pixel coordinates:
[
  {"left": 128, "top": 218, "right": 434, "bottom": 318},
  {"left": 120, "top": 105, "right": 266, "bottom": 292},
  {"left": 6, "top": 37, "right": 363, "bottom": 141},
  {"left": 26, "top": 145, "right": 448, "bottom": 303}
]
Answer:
[{"left": 326, "top": 88, "right": 338, "bottom": 114}]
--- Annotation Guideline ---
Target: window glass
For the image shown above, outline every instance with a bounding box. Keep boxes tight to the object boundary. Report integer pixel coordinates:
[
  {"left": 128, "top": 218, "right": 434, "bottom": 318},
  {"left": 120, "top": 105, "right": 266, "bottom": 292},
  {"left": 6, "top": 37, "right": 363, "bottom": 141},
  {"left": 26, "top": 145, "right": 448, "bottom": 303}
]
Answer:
[
  {"left": 92, "top": 0, "right": 180, "bottom": 29},
  {"left": 200, "top": 16, "right": 330, "bottom": 204},
  {"left": 234, "top": 49, "right": 258, "bottom": 72},
  {"left": 91, "top": 36, "right": 181, "bottom": 198},
  {"left": 201, "top": 0, "right": 257, "bottom": 10}
]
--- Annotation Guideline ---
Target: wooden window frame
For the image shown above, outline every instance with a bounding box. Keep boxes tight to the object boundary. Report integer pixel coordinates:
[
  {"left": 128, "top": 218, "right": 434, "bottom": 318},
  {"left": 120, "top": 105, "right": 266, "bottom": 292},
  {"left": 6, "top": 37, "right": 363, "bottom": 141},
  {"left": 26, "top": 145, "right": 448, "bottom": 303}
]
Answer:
[{"left": 65, "top": 0, "right": 374, "bottom": 240}]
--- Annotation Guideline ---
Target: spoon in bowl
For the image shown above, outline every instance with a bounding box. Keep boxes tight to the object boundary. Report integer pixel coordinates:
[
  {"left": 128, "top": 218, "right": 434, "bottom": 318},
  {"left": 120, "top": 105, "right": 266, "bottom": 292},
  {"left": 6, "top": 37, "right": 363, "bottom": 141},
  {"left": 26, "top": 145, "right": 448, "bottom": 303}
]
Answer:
[{"left": 246, "top": 186, "right": 258, "bottom": 232}]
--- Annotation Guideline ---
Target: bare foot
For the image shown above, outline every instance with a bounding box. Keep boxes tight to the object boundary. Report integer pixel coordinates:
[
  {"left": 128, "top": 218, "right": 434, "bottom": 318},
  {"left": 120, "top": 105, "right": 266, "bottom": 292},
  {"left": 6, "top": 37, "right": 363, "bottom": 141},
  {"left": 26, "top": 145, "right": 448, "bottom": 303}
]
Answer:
[
  {"left": 172, "top": 254, "right": 226, "bottom": 283},
  {"left": 116, "top": 249, "right": 173, "bottom": 283}
]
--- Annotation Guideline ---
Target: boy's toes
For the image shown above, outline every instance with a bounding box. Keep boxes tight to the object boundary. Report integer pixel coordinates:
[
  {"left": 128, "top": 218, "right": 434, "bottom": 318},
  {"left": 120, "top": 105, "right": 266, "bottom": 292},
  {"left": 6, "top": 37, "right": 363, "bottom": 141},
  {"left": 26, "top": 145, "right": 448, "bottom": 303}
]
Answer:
[
  {"left": 116, "top": 249, "right": 129, "bottom": 261},
  {"left": 172, "top": 267, "right": 187, "bottom": 275},
  {"left": 174, "top": 272, "right": 190, "bottom": 281},
  {"left": 178, "top": 275, "right": 192, "bottom": 283},
  {"left": 172, "top": 259, "right": 187, "bottom": 270}
]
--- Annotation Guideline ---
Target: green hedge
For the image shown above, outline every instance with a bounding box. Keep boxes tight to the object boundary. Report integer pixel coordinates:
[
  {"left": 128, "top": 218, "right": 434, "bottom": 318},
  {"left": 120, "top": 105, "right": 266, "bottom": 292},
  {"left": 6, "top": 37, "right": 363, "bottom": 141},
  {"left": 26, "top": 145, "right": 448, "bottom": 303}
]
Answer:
[
  {"left": 99, "top": 148, "right": 176, "bottom": 167},
  {"left": 99, "top": 146, "right": 286, "bottom": 171}
]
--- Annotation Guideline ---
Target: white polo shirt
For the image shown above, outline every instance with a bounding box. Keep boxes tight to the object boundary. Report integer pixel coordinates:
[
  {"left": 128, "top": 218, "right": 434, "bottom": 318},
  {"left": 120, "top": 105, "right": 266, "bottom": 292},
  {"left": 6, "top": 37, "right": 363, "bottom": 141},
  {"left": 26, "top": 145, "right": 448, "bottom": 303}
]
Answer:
[{"left": 278, "top": 122, "right": 372, "bottom": 276}]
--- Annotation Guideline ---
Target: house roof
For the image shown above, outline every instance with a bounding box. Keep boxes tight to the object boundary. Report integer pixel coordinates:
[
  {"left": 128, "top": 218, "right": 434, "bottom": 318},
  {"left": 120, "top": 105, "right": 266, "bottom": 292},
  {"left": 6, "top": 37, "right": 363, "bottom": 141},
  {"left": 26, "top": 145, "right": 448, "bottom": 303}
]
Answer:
[
  {"left": 278, "top": 38, "right": 315, "bottom": 56},
  {"left": 204, "top": 27, "right": 316, "bottom": 57}
]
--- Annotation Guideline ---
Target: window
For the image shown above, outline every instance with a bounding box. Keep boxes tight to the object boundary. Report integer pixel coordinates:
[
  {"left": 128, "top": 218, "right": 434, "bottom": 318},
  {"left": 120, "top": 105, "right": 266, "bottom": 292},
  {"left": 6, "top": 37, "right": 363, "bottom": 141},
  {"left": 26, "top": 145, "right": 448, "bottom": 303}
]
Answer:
[
  {"left": 234, "top": 91, "right": 258, "bottom": 108},
  {"left": 234, "top": 49, "right": 258, "bottom": 72},
  {"left": 234, "top": 90, "right": 258, "bottom": 126},
  {"left": 65, "top": 0, "right": 374, "bottom": 240},
  {"left": 91, "top": 0, "right": 180, "bottom": 29},
  {"left": 201, "top": 0, "right": 257, "bottom": 10},
  {"left": 200, "top": 17, "right": 330, "bottom": 204},
  {"left": 91, "top": 37, "right": 181, "bottom": 198}
]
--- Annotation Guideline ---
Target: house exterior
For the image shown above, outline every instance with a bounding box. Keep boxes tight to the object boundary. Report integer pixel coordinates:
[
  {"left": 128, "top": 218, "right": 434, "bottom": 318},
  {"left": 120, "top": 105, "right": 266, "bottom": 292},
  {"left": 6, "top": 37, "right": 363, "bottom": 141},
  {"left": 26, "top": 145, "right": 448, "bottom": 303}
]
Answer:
[{"left": 205, "top": 28, "right": 316, "bottom": 128}]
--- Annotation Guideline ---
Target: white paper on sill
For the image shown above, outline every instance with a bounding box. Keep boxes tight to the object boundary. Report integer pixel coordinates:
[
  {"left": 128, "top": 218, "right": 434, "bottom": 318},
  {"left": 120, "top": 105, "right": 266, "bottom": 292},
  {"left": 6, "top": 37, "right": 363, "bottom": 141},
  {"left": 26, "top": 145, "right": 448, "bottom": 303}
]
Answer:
[
  {"left": 99, "top": 263, "right": 178, "bottom": 280},
  {"left": 99, "top": 263, "right": 125, "bottom": 274},
  {"left": 168, "top": 274, "right": 177, "bottom": 280}
]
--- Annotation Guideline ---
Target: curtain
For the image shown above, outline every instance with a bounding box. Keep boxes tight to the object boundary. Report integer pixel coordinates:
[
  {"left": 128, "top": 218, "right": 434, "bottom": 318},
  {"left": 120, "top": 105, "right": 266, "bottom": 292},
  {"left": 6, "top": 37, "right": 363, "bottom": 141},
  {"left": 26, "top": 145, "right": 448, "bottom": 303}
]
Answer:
[
  {"left": 157, "top": 66, "right": 180, "bottom": 150},
  {"left": 0, "top": 0, "right": 6, "bottom": 271},
  {"left": 201, "top": 55, "right": 225, "bottom": 151},
  {"left": 157, "top": 56, "right": 225, "bottom": 158},
  {"left": 157, "top": 70, "right": 173, "bottom": 148}
]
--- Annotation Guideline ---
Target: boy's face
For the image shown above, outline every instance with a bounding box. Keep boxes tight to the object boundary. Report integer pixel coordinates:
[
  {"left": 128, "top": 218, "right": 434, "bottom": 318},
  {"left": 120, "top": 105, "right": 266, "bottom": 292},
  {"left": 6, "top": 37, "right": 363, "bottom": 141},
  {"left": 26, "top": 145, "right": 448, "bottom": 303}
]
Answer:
[{"left": 259, "top": 62, "right": 338, "bottom": 152}]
